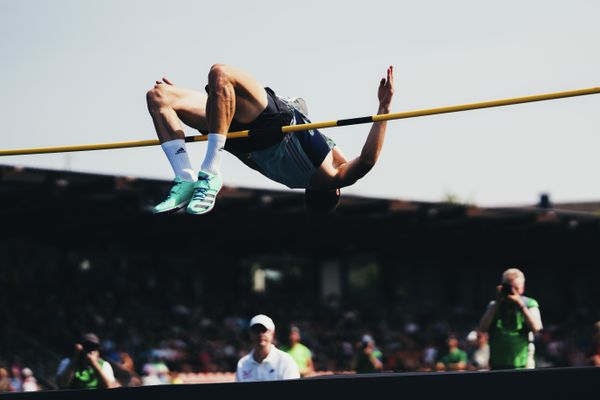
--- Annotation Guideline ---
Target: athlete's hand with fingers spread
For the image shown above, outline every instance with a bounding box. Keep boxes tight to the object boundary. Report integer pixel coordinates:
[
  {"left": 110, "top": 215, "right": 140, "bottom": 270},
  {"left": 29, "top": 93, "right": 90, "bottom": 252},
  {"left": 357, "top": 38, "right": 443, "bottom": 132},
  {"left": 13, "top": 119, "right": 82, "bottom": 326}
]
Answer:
[{"left": 377, "top": 65, "right": 394, "bottom": 113}]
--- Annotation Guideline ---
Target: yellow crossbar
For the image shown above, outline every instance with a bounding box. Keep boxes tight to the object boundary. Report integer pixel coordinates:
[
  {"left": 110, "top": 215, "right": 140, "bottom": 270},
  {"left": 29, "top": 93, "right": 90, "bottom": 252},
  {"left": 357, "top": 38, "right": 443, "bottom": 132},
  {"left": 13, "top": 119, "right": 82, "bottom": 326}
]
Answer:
[{"left": 2, "top": 87, "right": 599, "bottom": 156}]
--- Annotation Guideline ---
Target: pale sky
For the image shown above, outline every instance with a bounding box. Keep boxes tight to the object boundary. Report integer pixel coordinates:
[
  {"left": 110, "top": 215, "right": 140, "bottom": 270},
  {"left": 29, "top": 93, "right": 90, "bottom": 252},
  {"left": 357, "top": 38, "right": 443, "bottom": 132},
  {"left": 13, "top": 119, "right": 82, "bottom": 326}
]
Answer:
[{"left": 1, "top": 0, "right": 599, "bottom": 206}]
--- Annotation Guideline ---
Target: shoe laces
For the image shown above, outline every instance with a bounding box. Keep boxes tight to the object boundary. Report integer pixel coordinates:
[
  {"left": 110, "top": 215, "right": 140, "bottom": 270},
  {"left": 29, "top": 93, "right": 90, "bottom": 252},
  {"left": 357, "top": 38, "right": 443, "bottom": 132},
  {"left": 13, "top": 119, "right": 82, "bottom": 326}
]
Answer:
[{"left": 192, "top": 175, "right": 209, "bottom": 200}]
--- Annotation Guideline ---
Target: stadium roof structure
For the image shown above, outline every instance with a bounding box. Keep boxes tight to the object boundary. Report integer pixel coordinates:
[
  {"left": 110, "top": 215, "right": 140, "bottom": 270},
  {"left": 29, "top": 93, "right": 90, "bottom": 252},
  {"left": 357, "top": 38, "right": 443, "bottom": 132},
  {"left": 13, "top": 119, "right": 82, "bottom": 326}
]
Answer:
[
  {"left": 2, "top": 163, "right": 600, "bottom": 266},
  {"left": 2, "top": 164, "right": 599, "bottom": 225}
]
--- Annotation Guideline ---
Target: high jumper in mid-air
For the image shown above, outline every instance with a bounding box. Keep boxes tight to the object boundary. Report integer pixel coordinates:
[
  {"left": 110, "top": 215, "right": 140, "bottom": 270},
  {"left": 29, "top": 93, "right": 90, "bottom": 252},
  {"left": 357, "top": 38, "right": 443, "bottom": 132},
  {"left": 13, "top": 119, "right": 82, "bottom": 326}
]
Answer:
[{"left": 146, "top": 64, "right": 395, "bottom": 216}]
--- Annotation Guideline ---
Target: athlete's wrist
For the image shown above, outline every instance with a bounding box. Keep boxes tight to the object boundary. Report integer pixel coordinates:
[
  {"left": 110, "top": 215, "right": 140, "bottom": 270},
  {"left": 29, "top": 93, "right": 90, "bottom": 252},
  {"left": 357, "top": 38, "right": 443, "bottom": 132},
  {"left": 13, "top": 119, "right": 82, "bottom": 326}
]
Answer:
[{"left": 377, "top": 105, "right": 390, "bottom": 114}]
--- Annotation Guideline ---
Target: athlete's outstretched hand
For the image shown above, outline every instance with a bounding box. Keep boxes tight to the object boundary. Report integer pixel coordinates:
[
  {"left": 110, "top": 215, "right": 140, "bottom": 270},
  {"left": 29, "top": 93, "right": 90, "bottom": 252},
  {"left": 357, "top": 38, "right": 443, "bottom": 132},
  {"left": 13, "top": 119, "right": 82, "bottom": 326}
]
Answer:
[{"left": 377, "top": 65, "right": 394, "bottom": 113}]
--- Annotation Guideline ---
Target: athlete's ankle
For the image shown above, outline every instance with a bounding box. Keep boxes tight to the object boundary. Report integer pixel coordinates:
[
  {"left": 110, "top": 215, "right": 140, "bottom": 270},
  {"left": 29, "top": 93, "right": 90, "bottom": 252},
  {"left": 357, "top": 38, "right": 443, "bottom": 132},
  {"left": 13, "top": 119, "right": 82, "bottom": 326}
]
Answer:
[{"left": 200, "top": 134, "right": 226, "bottom": 177}]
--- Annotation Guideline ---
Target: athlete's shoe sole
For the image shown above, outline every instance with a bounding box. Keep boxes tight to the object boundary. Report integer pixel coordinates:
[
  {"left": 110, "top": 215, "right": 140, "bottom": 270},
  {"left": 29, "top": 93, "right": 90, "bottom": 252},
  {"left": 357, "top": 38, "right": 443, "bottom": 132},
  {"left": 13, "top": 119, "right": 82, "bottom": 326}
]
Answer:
[
  {"left": 152, "top": 178, "right": 195, "bottom": 214},
  {"left": 152, "top": 201, "right": 190, "bottom": 215}
]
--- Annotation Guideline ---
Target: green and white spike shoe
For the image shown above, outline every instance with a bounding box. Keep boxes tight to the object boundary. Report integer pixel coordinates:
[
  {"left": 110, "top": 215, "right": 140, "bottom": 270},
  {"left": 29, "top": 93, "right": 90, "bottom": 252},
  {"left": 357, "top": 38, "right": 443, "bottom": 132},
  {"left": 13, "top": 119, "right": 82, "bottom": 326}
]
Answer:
[
  {"left": 152, "top": 177, "right": 195, "bottom": 214},
  {"left": 186, "top": 171, "right": 223, "bottom": 215}
]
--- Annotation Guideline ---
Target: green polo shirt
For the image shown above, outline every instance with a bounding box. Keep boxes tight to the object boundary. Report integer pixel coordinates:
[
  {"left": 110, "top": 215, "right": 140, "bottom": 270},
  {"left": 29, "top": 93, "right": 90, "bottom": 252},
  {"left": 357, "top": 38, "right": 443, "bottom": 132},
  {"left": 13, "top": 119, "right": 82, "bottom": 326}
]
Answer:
[
  {"left": 439, "top": 348, "right": 468, "bottom": 367},
  {"left": 282, "top": 343, "right": 312, "bottom": 372},
  {"left": 488, "top": 296, "right": 540, "bottom": 369}
]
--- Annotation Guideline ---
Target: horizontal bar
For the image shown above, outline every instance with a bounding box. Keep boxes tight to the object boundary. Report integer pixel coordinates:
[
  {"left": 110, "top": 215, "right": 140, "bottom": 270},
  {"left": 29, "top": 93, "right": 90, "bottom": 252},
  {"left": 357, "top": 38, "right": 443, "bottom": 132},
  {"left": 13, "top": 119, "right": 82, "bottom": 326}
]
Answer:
[
  {"left": 1, "top": 87, "right": 599, "bottom": 156},
  {"left": 371, "top": 87, "right": 600, "bottom": 122}
]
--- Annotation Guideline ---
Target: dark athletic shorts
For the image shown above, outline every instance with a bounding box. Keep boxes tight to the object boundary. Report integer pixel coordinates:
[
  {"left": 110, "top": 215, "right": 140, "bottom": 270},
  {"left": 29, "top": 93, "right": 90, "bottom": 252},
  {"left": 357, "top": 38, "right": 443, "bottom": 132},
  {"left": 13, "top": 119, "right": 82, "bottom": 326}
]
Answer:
[{"left": 201, "top": 87, "right": 334, "bottom": 177}]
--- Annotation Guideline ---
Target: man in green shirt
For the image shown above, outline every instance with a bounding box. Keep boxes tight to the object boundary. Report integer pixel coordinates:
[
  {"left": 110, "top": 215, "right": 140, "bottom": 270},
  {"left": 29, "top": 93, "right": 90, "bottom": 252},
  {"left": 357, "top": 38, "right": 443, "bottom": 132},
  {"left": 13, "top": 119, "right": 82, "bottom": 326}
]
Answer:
[
  {"left": 435, "top": 334, "right": 468, "bottom": 371},
  {"left": 354, "top": 334, "right": 384, "bottom": 374},
  {"left": 479, "top": 268, "right": 543, "bottom": 370},
  {"left": 281, "top": 326, "right": 314, "bottom": 377}
]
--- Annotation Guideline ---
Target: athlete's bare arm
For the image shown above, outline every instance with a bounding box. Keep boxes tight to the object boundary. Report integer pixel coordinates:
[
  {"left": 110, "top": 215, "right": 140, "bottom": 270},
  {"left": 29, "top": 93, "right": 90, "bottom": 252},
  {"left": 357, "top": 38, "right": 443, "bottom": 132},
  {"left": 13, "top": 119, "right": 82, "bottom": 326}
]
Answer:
[{"left": 311, "top": 66, "right": 394, "bottom": 189}]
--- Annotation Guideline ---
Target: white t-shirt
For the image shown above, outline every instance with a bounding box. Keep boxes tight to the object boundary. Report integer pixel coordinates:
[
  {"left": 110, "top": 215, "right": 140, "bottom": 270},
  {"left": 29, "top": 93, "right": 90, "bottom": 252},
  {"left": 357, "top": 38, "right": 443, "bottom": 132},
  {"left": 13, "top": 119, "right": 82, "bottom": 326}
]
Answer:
[{"left": 236, "top": 345, "right": 300, "bottom": 382}]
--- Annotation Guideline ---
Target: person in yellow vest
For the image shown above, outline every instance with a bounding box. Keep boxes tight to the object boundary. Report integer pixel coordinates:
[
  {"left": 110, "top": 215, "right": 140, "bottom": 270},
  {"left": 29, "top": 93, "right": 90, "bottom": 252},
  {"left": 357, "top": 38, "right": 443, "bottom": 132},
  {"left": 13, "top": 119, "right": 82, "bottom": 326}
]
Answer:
[
  {"left": 281, "top": 326, "right": 315, "bottom": 377},
  {"left": 56, "top": 333, "right": 119, "bottom": 389}
]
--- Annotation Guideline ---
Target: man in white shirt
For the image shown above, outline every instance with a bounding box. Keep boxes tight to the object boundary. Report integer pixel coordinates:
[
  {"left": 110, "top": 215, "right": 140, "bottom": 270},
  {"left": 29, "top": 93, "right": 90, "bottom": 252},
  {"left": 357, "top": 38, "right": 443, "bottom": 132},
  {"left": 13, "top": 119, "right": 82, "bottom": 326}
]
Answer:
[{"left": 235, "top": 314, "right": 300, "bottom": 382}]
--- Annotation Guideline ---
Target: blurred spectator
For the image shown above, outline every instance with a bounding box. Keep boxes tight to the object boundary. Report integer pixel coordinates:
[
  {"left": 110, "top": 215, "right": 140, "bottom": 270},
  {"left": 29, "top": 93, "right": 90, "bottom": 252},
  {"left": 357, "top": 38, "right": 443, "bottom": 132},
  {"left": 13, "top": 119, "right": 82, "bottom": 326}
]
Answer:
[
  {"left": 0, "top": 367, "right": 13, "bottom": 392},
  {"left": 120, "top": 352, "right": 142, "bottom": 386},
  {"left": 21, "top": 368, "right": 39, "bottom": 392},
  {"left": 538, "top": 326, "right": 568, "bottom": 366},
  {"left": 235, "top": 314, "right": 300, "bottom": 382},
  {"left": 9, "top": 365, "right": 23, "bottom": 392},
  {"left": 435, "top": 333, "right": 468, "bottom": 371},
  {"left": 466, "top": 330, "right": 490, "bottom": 370},
  {"left": 421, "top": 339, "right": 439, "bottom": 371},
  {"left": 281, "top": 326, "right": 315, "bottom": 377},
  {"left": 141, "top": 360, "right": 171, "bottom": 385},
  {"left": 1, "top": 242, "right": 597, "bottom": 384},
  {"left": 169, "top": 370, "right": 184, "bottom": 384},
  {"left": 55, "top": 333, "right": 119, "bottom": 389},
  {"left": 588, "top": 321, "right": 600, "bottom": 367},
  {"left": 479, "top": 268, "right": 543, "bottom": 370},
  {"left": 384, "top": 333, "right": 422, "bottom": 372},
  {"left": 108, "top": 351, "right": 142, "bottom": 387},
  {"left": 353, "top": 334, "right": 383, "bottom": 374}
]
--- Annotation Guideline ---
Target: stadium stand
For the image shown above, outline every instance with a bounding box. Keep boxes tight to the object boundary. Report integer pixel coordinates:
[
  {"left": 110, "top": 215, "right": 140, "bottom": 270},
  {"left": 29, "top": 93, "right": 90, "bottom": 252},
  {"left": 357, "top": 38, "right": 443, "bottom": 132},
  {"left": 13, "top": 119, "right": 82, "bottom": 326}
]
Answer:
[{"left": 0, "top": 165, "right": 599, "bottom": 396}]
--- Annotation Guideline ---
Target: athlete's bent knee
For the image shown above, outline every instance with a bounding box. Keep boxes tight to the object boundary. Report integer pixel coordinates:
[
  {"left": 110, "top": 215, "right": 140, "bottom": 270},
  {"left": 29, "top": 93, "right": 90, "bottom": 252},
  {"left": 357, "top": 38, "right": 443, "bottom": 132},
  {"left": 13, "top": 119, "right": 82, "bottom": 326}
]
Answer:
[
  {"left": 208, "top": 64, "right": 232, "bottom": 91},
  {"left": 146, "top": 85, "right": 169, "bottom": 112}
]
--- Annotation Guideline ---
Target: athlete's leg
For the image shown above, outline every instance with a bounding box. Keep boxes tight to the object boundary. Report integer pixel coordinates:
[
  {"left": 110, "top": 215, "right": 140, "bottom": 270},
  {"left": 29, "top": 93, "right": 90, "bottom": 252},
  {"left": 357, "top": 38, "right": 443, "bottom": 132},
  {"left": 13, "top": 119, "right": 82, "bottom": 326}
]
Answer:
[
  {"left": 200, "top": 64, "right": 268, "bottom": 175},
  {"left": 205, "top": 64, "right": 268, "bottom": 133},
  {"left": 146, "top": 79, "right": 209, "bottom": 214},
  {"left": 188, "top": 64, "right": 268, "bottom": 215},
  {"left": 146, "top": 78, "right": 209, "bottom": 142}
]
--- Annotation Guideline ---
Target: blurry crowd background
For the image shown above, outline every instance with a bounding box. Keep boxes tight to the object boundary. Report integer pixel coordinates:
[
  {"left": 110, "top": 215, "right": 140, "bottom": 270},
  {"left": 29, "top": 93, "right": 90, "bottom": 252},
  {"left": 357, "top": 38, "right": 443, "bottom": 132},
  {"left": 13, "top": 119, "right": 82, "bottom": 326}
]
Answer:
[{"left": 1, "top": 240, "right": 600, "bottom": 392}]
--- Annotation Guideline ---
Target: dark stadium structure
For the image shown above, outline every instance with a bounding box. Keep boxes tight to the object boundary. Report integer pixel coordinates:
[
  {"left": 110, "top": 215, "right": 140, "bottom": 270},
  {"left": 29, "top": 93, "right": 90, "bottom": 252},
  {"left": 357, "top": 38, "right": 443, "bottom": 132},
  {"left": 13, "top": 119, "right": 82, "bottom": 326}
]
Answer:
[
  {"left": 2, "top": 164, "right": 600, "bottom": 315},
  {"left": 1, "top": 164, "right": 599, "bottom": 397}
]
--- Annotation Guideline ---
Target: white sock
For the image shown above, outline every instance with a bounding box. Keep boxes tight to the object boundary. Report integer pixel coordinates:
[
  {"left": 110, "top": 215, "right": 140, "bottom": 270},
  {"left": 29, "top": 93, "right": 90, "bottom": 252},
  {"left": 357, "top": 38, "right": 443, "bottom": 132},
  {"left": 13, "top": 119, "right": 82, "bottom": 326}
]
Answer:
[
  {"left": 161, "top": 139, "right": 197, "bottom": 182},
  {"left": 200, "top": 134, "right": 227, "bottom": 176}
]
